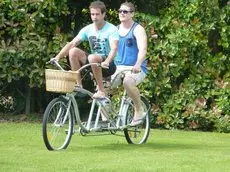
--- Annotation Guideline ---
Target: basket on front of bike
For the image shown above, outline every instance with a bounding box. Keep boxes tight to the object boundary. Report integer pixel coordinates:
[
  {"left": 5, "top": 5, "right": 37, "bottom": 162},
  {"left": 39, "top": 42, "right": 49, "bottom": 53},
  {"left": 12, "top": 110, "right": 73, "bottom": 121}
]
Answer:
[{"left": 45, "top": 69, "right": 78, "bottom": 93}]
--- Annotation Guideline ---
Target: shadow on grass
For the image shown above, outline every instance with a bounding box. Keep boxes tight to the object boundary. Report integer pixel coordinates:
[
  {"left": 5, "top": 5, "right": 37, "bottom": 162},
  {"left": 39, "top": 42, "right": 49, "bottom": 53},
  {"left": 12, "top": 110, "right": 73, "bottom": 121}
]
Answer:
[
  {"left": 69, "top": 130, "right": 230, "bottom": 152},
  {"left": 70, "top": 140, "right": 227, "bottom": 152},
  {"left": 89, "top": 143, "right": 214, "bottom": 151}
]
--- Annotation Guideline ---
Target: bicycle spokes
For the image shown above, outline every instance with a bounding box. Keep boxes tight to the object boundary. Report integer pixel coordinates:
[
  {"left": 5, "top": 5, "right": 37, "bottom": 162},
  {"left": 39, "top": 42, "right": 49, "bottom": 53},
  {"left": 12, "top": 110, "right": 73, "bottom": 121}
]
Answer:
[{"left": 42, "top": 97, "right": 73, "bottom": 151}]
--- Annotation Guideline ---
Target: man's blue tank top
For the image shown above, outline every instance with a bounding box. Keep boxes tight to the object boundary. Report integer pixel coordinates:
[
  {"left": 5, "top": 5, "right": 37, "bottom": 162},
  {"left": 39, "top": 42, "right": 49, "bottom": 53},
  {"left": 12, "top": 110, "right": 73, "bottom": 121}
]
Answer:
[{"left": 115, "top": 22, "right": 147, "bottom": 73}]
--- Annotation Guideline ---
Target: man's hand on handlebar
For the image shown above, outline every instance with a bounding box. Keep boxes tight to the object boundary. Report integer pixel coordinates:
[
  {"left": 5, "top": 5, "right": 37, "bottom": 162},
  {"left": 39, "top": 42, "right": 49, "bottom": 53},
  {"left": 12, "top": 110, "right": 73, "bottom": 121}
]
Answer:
[
  {"left": 50, "top": 57, "right": 59, "bottom": 64},
  {"left": 132, "top": 64, "right": 141, "bottom": 73},
  {"left": 48, "top": 57, "right": 65, "bottom": 71},
  {"left": 101, "top": 61, "right": 109, "bottom": 69}
]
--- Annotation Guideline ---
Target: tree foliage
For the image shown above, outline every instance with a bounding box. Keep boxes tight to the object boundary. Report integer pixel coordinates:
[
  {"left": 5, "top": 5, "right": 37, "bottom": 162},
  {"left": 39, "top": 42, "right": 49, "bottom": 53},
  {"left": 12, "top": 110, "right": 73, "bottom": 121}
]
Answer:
[
  {"left": 0, "top": 0, "right": 70, "bottom": 113},
  {"left": 139, "top": 0, "right": 230, "bottom": 132},
  {"left": 0, "top": 0, "right": 229, "bottom": 132}
]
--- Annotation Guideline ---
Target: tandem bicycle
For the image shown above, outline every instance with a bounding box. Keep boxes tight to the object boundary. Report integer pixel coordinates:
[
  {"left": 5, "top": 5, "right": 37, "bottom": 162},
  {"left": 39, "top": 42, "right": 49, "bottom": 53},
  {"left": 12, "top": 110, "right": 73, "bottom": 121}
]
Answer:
[{"left": 42, "top": 60, "right": 150, "bottom": 151}]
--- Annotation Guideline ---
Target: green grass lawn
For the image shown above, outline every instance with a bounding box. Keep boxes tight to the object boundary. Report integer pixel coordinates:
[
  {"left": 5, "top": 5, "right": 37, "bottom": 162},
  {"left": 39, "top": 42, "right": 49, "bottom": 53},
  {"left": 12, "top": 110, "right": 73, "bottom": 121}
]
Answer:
[{"left": 0, "top": 122, "right": 229, "bottom": 172}]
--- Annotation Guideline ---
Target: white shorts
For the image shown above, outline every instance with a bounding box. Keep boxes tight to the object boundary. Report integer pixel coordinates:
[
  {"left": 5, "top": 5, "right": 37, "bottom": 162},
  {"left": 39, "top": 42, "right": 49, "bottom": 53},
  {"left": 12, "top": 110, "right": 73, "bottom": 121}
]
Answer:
[{"left": 110, "top": 65, "right": 146, "bottom": 89}]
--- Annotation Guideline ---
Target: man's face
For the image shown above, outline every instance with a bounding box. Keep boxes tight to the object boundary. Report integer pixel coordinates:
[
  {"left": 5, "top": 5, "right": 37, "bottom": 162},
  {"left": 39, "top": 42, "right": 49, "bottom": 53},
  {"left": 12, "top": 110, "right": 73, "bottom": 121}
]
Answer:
[
  {"left": 118, "top": 5, "right": 133, "bottom": 22},
  {"left": 90, "top": 8, "right": 105, "bottom": 24}
]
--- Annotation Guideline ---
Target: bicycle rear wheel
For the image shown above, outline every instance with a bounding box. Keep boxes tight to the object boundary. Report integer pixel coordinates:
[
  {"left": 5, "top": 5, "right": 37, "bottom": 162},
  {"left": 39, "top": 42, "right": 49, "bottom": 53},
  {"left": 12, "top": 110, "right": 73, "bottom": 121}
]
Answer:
[
  {"left": 42, "top": 96, "right": 74, "bottom": 150},
  {"left": 124, "top": 96, "right": 150, "bottom": 144}
]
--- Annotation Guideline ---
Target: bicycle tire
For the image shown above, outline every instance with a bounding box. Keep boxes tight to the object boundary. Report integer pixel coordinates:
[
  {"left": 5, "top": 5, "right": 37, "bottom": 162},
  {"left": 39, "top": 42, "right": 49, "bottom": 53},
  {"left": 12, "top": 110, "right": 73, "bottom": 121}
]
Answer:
[
  {"left": 124, "top": 96, "right": 150, "bottom": 144},
  {"left": 42, "top": 96, "right": 74, "bottom": 151}
]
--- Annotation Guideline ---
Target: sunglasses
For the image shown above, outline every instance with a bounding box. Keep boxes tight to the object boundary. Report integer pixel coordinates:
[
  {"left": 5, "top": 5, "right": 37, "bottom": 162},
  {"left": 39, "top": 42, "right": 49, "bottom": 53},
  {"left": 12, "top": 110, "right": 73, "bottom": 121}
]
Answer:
[{"left": 118, "top": 10, "right": 133, "bottom": 14}]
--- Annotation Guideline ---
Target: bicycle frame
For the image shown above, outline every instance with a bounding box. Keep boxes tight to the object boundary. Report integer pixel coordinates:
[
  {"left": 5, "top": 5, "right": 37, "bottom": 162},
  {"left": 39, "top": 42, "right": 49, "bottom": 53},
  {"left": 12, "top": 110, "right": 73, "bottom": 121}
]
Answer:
[
  {"left": 75, "top": 68, "right": 136, "bottom": 133},
  {"left": 62, "top": 87, "right": 131, "bottom": 134},
  {"left": 49, "top": 60, "right": 133, "bottom": 132}
]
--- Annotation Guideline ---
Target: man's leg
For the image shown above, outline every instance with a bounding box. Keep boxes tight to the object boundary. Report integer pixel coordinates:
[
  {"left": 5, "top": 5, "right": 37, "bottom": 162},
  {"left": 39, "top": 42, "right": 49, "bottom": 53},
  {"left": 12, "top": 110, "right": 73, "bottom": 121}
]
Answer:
[
  {"left": 123, "top": 75, "right": 144, "bottom": 119},
  {"left": 88, "top": 54, "right": 105, "bottom": 98},
  {"left": 69, "top": 47, "right": 87, "bottom": 87}
]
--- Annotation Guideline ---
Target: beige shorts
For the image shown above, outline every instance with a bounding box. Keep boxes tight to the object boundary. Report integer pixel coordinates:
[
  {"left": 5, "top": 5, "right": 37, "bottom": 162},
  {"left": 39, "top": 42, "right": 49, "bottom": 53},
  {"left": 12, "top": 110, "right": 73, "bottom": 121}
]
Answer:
[{"left": 110, "top": 65, "right": 146, "bottom": 89}]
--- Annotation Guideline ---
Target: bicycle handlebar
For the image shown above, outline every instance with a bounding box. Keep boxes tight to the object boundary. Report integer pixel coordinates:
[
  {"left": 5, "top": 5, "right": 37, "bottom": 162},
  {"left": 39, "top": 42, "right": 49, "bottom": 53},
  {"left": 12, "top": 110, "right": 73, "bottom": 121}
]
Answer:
[
  {"left": 48, "top": 59, "right": 65, "bottom": 71},
  {"left": 47, "top": 59, "right": 108, "bottom": 73}
]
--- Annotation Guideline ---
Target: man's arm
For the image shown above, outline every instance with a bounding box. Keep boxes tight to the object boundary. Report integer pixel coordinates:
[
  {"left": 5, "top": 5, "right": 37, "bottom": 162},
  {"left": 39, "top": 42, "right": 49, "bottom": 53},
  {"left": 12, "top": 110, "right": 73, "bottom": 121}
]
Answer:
[
  {"left": 102, "top": 39, "right": 118, "bottom": 67},
  {"left": 133, "top": 25, "right": 147, "bottom": 72},
  {"left": 54, "top": 36, "right": 81, "bottom": 61}
]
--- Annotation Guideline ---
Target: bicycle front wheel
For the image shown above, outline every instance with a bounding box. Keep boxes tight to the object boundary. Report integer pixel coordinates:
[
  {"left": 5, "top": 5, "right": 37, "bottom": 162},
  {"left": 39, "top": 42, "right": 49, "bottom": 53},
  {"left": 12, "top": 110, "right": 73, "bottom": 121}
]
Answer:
[
  {"left": 42, "top": 96, "right": 74, "bottom": 151},
  {"left": 124, "top": 96, "right": 150, "bottom": 144}
]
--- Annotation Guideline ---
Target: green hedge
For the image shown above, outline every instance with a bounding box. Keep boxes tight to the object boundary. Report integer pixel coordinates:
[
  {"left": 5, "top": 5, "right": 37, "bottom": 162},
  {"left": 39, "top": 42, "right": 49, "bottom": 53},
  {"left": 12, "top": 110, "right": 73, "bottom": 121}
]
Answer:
[
  {"left": 0, "top": 0, "right": 229, "bottom": 132},
  {"left": 0, "top": 0, "right": 70, "bottom": 113},
  {"left": 137, "top": 0, "right": 230, "bottom": 132}
]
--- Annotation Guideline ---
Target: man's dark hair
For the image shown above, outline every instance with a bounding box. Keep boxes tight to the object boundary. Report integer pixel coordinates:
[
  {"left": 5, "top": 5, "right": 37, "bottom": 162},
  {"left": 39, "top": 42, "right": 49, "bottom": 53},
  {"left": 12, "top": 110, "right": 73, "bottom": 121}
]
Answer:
[
  {"left": 120, "top": 2, "right": 135, "bottom": 12},
  {"left": 89, "top": 0, "right": 106, "bottom": 13}
]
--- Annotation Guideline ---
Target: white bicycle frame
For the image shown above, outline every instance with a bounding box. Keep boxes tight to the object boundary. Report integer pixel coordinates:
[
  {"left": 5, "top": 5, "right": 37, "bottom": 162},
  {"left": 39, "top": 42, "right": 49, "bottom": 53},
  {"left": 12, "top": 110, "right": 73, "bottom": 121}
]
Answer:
[
  {"left": 51, "top": 61, "right": 134, "bottom": 133},
  {"left": 63, "top": 79, "right": 132, "bottom": 133}
]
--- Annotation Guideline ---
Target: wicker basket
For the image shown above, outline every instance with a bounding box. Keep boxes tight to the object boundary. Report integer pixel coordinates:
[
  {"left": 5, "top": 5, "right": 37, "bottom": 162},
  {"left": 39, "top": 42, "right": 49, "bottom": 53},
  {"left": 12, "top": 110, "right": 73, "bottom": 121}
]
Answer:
[{"left": 45, "top": 69, "right": 78, "bottom": 93}]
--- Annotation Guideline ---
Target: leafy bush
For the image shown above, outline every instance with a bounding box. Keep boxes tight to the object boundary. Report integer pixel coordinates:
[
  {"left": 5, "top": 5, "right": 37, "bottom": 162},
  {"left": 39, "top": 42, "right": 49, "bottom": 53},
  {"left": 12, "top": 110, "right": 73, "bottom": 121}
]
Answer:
[
  {"left": 0, "top": 94, "right": 14, "bottom": 113},
  {"left": 0, "top": 0, "right": 229, "bottom": 132},
  {"left": 137, "top": 0, "right": 230, "bottom": 132},
  {"left": 0, "top": 0, "right": 70, "bottom": 113}
]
